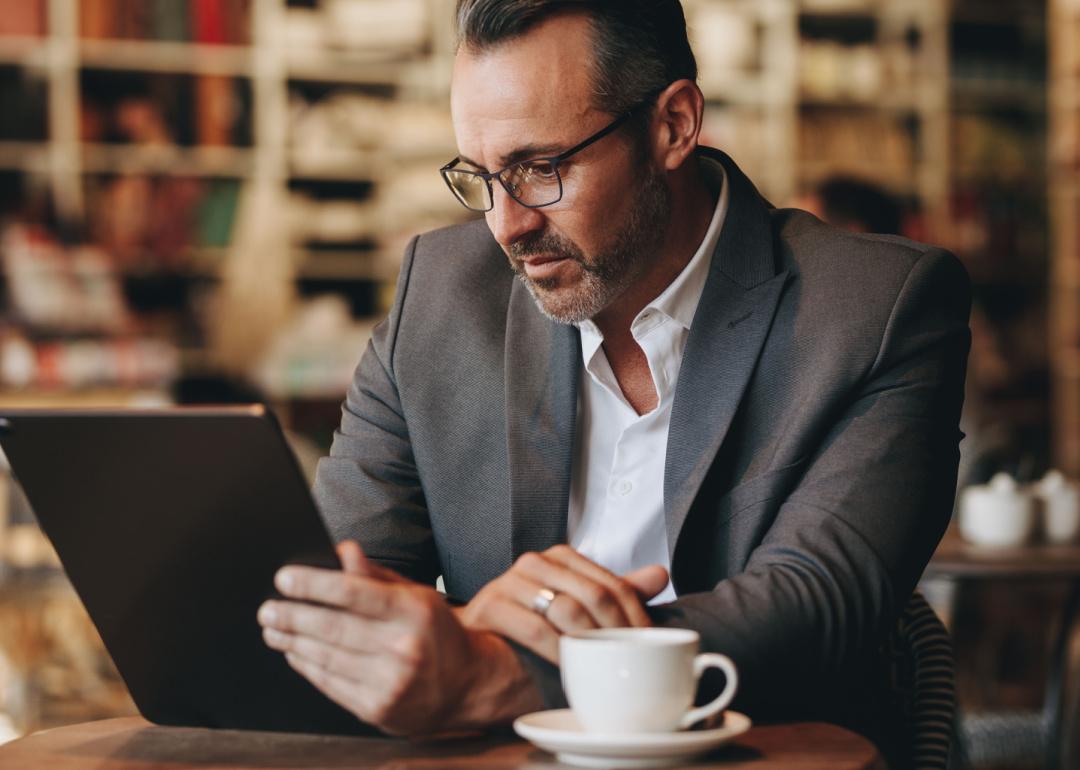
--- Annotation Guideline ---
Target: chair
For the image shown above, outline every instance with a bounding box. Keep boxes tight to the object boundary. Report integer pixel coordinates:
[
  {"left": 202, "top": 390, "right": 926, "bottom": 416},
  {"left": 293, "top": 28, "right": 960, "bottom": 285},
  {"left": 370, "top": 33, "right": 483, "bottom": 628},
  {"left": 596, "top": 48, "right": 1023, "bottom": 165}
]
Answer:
[{"left": 883, "top": 591, "right": 957, "bottom": 770}]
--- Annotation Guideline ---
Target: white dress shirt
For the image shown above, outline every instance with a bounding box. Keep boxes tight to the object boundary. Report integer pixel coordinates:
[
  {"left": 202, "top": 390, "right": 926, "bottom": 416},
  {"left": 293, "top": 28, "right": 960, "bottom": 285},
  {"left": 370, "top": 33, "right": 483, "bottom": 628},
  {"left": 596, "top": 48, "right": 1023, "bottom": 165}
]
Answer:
[{"left": 568, "top": 159, "right": 730, "bottom": 604}]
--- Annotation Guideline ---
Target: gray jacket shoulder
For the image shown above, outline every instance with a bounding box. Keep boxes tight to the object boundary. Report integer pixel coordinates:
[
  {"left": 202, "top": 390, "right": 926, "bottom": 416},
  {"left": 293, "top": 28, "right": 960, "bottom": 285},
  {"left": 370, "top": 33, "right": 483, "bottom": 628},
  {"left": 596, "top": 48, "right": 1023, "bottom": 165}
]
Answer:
[
  {"left": 387, "top": 218, "right": 515, "bottom": 396},
  {"left": 403, "top": 218, "right": 513, "bottom": 301},
  {"left": 757, "top": 207, "right": 970, "bottom": 391},
  {"left": 771, "top": 207, "right": 970, "bottom": 323}
]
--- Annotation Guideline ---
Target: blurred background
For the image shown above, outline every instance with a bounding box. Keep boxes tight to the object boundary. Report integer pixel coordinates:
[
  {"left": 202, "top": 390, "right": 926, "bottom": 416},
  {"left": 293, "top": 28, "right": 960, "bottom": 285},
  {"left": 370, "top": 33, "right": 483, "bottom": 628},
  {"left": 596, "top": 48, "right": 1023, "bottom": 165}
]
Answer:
[{"left": 0, "top": 1, "right": 1076, "bottom": 768}]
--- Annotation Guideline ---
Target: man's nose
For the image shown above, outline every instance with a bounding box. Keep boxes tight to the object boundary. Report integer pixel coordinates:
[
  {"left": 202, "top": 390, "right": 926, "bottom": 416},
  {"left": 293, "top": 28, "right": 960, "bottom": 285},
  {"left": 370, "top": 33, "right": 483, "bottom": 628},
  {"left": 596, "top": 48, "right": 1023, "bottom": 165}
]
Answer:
[{"left": 486, "top": 183, "right": 545, "bottom": 249}]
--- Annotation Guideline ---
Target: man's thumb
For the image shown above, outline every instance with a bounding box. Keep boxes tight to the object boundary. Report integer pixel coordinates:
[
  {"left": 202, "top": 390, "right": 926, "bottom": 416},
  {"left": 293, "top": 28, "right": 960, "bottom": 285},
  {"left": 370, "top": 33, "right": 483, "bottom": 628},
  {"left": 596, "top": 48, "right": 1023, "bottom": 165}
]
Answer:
[{"left": 624, "top": 564, "right": 670, "bottom": 600}]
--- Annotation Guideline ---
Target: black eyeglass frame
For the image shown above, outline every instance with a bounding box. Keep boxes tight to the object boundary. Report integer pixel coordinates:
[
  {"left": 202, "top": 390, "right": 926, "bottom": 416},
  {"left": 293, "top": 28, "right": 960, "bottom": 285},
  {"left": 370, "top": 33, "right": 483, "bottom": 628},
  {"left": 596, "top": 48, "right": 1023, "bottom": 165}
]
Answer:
[{"left": 439, "top": 109, "right": 638, "bottom": 212}]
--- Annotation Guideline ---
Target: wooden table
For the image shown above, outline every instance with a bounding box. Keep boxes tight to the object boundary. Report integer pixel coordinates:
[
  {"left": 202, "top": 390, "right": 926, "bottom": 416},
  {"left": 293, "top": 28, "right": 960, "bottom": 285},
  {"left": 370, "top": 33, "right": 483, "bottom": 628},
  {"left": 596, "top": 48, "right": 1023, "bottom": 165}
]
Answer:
[
  {"left": 0, "top": 717, "right": 884, "bottom": 769},
  {"left": 925, "top": 536, "right": 1080, "bottom": 770},
  {"left": 925, "top": 537, "right": 1080, "bottom": 580}
]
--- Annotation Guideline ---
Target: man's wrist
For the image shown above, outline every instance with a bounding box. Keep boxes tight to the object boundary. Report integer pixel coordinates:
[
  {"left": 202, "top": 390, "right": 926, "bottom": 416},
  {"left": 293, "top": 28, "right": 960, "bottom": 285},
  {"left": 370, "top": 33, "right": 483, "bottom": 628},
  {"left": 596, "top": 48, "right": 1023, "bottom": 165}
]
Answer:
[{"left": 455, "top": 631, "right": 545, "bottom": 729}]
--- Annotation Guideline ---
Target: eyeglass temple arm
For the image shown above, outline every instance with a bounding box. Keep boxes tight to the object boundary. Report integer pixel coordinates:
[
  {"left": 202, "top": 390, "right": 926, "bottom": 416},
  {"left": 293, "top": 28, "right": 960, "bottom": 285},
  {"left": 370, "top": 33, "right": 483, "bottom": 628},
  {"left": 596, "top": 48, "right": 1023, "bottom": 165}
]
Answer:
[{"left": 552, "top": 110, "right": 635, "bottom": 162}]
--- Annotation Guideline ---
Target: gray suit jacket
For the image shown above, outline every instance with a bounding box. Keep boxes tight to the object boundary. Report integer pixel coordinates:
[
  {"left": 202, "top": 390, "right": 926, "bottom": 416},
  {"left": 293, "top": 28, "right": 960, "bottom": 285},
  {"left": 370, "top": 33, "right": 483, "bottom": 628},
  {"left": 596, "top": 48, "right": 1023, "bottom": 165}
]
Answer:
[{"left": 313, "top": 149, "right": 970, "bottom": 744}]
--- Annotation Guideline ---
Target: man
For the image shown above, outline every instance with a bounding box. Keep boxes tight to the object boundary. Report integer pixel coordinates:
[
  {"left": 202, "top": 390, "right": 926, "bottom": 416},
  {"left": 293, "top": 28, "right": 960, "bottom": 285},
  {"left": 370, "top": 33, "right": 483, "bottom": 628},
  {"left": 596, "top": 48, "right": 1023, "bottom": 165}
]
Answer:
[{"left": 257, "top": 0, "right": 970, "bottom": 760}]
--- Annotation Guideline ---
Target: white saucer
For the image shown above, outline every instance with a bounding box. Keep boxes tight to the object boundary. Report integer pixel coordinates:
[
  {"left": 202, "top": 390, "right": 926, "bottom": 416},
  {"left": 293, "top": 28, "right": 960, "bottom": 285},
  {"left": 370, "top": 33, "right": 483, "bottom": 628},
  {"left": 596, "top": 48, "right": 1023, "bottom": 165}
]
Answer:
[{"left": 512, "top": 709, "right": 752, "bottom": 768}]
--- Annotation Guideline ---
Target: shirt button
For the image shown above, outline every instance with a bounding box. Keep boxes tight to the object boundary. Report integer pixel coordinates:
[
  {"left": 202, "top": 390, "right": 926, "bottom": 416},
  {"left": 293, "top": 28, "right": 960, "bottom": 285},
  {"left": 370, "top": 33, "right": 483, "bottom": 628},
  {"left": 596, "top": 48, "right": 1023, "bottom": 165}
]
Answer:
[{"left": 615, "top": 479, "right": 633, "bottom": 496}]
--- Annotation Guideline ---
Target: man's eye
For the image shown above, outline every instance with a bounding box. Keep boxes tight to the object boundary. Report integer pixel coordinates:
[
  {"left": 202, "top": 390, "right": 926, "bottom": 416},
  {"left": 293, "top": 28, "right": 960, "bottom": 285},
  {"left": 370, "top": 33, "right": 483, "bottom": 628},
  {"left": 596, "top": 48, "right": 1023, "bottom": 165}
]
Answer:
[{"left": 524, "top": 161, "right": 559, "bottom": 180}]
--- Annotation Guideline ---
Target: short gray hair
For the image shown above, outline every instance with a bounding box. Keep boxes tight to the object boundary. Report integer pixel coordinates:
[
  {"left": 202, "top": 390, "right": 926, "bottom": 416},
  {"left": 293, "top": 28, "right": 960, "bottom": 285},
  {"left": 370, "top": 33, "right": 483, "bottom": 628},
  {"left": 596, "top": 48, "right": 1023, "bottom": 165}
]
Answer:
[{"left": 454, "top": 0, "right": 697, "bottom": 121}]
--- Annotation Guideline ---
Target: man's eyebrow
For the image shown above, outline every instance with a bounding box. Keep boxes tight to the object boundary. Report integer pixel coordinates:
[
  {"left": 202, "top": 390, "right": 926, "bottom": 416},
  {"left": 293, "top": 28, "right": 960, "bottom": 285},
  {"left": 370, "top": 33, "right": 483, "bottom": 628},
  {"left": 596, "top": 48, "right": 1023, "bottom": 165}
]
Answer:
[{"left": 458, "top": 143, "right": 565, "bottom": 172}]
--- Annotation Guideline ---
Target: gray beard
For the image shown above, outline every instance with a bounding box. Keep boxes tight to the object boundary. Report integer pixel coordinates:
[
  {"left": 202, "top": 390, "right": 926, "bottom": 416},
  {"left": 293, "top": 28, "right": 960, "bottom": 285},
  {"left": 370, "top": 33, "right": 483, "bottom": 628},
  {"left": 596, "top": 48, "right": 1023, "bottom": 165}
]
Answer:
[{"left": 509, "top": 167, "right": 671, "bottom": 325}]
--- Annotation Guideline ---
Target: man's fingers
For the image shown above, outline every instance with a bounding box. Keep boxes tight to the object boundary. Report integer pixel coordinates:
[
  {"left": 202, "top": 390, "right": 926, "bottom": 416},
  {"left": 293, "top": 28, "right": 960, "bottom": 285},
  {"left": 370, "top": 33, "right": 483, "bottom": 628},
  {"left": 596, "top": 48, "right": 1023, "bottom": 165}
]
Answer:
[
  {"left": 530, "top": 546, "right": 651, "bottom": 627},
  {"left": 485, "top": 571, "right": 600, "bottom": 636},
  {"left": 258, "top": 600, "right": 393, "bottom": 653},
  {"left": 462, "top": 570, "right": 604, "bottom": 635},
  {"left": 336, "top": 541, "right": 364, "bottom": 575},
  {"left": 483, "top": 599, "right": 561, "bottom": 664},
  {"left": 263, "top": 627, "right": 373, "bottom": 683},
  {"left": 274, "top": 567, "right": 395, "bottom": 617},
  {"left": 333, "top": 541, "right": 402, "bottom": 582},
  {"left": 512, "top": 552, "right": 631, "bottom": 628},
  {"left": 623, "top": 565, "right": 670, "bottom": 601},
  {"left": 544, "top": 591, "right": 602, "bottom": 635}
]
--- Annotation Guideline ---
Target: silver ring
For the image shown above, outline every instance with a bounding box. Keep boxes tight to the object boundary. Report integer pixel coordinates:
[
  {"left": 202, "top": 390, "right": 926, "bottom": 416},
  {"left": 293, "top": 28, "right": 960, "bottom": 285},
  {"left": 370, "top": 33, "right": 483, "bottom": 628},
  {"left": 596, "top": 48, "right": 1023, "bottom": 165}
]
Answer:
[{"left": 530, "top": 587, "right": 557, "bottom": 617}]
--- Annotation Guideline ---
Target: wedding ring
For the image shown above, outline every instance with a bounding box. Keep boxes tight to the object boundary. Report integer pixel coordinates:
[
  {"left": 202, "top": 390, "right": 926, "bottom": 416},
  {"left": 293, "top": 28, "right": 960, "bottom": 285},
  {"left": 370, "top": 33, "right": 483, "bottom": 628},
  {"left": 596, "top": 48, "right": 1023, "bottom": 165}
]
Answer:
[{"left": 529, "top": 587, "right": 557, "bottom": 617}]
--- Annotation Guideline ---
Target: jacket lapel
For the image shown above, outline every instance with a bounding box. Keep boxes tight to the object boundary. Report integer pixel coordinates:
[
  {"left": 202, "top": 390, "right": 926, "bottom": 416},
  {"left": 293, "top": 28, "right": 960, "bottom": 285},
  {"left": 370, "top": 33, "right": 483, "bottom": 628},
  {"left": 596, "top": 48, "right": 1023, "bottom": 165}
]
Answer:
[
  {"left": 664, "top": 150, "right": 790, "bottom": 559},
  {"left": 505, "top": 280, "right": 580, "bottom": 560}
]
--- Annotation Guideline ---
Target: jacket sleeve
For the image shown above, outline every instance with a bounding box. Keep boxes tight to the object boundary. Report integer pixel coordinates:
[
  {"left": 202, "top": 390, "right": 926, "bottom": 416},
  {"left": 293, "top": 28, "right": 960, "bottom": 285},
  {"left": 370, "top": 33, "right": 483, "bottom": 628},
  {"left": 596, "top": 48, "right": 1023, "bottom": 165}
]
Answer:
[
  {"left": 651, "top": 247, "right": 971, "bottom": 717},
  {"left": 311, "top": 235, "right": 440, "bottom": 586}
]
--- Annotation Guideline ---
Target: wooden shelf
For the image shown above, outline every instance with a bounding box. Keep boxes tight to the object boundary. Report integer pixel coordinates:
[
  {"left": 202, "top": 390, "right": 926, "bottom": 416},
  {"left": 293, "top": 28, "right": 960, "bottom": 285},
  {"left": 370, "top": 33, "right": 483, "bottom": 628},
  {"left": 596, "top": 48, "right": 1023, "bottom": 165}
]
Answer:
[
  {"left": 0, "top": 35, "right": 48, "bottom": 66},
  {"left": 1050, "top": 0, "right": 1080, "bottom": 475},
  {"left": 798, "top": 161, "right": 919, "bottom": 193},
  {"left": 1050, "top": 245, "right": 1080, "bottom": 283},
  {"left": 0, "top": 141, "right": 51, "bottom": 173},
  {"left": 1055, "top": 348, "right": 1080, "bottom": 378},
  {"left": 951, "top": 80, "right": 1047, "bottom": 113},
  {"left": 78, "top": 39, "right": 254, "bottom": 77},
  {"left": 1049, "top": 85, "right": 1080, "bottom": 112},
  {"left": 798, "top": 92, "right": 924, "bottom": 111},
  {"left": 798, "top": 8, "right": 878, "bottom": 22},
  {"left": 284, "top": 50, "right": 423, "bottom": 86},
  {"left": 701, "top": 75, "right": 791, "bottom": 106},
  {"left": 799, "top": 0, "right": 878, "bottom": 12},
  {"left": 103, "top": 249, "right": 386, "bottom": 283},
  {"left": 288, "top": 150, "right": 376, "bottom": 181},
  {"left": 297, "top": 253, "right": 384, "bottom": 281},
  {"left": 81, "top": 143, "right": 255, "bottom": 177}
]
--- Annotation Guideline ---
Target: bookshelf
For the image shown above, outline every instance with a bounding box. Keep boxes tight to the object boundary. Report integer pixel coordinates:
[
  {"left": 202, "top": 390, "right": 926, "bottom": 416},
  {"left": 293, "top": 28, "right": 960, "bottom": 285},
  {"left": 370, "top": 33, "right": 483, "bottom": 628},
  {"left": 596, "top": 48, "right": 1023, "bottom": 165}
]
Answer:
[
  {"left": 795, "top": 0, "right": 949, "bottom": 232},
  {"left": 945, "top": 0, "right": 1052, "bottom": 481},
  {"left": 0, "top": 0, "right": 462, "bottom": 401},
  {"left": 685, "top": 0, "right": 949, "bottom": 234},
  {"left": 684, "top": 0, "right": 798, "bottom": 201},
  {"left": 1049, "top": 0, "right": 1080, "bottom": 476}
]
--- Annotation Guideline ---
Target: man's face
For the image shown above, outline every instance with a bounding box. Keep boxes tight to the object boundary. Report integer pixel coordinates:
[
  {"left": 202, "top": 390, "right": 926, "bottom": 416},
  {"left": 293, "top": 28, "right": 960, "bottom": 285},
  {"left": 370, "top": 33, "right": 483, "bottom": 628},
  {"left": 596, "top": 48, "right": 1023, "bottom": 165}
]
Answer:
[{"left": 450, "top": 13, "right": 670, "bottom": 324}]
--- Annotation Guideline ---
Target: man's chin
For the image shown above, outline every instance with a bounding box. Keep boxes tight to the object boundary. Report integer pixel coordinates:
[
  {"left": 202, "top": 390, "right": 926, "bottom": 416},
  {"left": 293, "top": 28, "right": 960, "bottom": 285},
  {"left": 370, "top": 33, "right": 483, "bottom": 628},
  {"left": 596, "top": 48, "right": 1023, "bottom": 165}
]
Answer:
[{"left": 520, "top": 278, "right": 597, "bottom": 325}]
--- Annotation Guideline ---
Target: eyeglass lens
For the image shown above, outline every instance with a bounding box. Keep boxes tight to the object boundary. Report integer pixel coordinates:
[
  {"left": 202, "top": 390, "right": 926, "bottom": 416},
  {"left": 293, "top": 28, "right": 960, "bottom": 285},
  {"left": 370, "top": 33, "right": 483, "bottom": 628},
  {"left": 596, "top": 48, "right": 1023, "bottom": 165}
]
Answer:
[
  {"left": 445, "top": 159, "right": 563, "bottom": 212},
  {"left": 503, "top": 161, "right": 561, "bottom": 207},
  {"left": 445, "top": 170, "right": 493, "bottom": 211}
]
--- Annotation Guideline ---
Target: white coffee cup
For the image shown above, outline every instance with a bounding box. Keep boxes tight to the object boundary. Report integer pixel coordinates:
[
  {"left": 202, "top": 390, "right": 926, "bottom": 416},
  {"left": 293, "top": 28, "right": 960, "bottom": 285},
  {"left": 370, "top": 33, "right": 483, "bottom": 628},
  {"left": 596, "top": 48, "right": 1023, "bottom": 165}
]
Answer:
[
  {"left": 959, "top": 473, "right": 1036, "bottom": 547},
  {"left": 559, "top": 628, "right": 738, "bottom": 734},
  {"left": 1036, "top": 470, "right": 1080, "bottom": 544}
]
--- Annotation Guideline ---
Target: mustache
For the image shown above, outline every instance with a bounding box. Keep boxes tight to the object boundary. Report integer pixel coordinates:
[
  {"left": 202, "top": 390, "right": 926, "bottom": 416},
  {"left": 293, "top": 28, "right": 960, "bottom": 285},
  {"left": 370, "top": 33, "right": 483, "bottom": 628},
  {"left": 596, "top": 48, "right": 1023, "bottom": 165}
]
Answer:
[{"left": 509, "top": 232, "right": 584, "bottom": 262}]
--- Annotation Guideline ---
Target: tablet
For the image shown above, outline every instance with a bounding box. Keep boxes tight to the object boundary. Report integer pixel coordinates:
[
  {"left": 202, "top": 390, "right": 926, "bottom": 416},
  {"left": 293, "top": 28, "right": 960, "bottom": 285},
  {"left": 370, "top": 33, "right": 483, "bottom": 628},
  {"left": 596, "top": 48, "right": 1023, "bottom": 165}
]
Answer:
[{"left": 0, "top": 405, "right": 374, "bottom": 736}]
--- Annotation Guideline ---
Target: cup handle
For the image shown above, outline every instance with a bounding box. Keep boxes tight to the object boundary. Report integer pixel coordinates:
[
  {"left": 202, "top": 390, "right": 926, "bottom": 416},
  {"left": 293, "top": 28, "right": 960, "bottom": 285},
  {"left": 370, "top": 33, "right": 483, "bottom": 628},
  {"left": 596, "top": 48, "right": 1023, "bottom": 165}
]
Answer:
[{"left": 678, "top": 653, "right": 738, "bottom": 730}]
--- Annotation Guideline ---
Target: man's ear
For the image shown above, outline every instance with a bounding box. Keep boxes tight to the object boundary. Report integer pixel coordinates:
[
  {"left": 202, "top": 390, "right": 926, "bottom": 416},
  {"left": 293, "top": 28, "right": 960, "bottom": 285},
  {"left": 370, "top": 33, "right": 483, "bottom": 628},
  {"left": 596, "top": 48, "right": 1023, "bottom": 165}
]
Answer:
[{"left": 650, "top": 79, "right": 705, "bottom": 172}]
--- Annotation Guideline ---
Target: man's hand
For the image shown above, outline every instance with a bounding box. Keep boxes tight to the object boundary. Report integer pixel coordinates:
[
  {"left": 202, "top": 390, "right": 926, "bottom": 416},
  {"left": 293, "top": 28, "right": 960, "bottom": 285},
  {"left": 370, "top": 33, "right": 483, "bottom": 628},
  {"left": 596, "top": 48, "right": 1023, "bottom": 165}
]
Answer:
[
  {"left": 257, "top": 541, "right": 543, "bottom": 736},
  {"left": 456, "top": 544, "right": 669, "bottom": 663}
]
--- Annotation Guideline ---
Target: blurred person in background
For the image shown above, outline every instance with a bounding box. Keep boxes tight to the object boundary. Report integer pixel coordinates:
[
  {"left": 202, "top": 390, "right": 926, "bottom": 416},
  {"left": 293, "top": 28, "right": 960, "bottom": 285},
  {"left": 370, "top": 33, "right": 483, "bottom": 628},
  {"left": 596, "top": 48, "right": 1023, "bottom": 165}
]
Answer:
[
  {"left": 254, "top": 3, "right": 971, "bottom": 766},
  {"left": 795, "top": 174, "right": 904, "bottom": 237}
]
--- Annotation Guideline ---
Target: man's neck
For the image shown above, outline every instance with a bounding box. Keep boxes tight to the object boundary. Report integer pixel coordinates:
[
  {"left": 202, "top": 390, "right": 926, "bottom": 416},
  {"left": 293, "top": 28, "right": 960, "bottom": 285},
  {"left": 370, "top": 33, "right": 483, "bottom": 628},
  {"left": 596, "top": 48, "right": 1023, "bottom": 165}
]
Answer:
[
  {"left": 593, "top": 158, "right": 719, "bottom": 343},
  {"left": 590, "top": 157, "right": 720, "bottom": 416}
]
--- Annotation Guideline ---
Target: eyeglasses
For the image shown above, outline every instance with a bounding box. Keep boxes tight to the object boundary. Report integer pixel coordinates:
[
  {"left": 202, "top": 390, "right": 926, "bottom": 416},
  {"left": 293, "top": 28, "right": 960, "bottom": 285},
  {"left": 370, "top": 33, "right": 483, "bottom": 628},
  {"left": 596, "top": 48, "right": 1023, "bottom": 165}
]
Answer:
[{"left": 440, "top": 110, "right": 635, "bottom": 213}]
